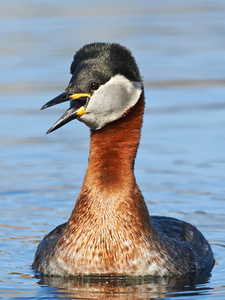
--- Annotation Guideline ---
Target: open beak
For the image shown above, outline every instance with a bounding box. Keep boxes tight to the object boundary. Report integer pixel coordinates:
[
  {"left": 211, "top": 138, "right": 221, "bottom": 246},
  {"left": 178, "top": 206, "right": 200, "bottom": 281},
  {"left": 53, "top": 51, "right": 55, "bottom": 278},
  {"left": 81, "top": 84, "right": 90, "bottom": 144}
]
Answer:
[{"left": 41, "top": 92, "right": 91, "bottom": 134}]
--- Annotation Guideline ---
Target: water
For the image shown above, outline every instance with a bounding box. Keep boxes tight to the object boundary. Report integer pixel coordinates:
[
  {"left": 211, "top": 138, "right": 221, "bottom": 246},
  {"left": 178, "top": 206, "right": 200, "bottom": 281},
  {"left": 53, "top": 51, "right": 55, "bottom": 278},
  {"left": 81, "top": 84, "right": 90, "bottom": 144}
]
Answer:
[{"left": 1, "top": 0, "right": 225, "bottom": 298}]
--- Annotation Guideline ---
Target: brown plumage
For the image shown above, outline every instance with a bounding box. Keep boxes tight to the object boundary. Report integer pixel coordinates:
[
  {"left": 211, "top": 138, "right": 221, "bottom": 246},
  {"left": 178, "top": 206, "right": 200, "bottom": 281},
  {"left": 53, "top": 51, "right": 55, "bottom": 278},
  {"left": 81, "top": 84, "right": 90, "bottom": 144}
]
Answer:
[{"left": 33, "top": 43, "right": 214, "bottom": 277}]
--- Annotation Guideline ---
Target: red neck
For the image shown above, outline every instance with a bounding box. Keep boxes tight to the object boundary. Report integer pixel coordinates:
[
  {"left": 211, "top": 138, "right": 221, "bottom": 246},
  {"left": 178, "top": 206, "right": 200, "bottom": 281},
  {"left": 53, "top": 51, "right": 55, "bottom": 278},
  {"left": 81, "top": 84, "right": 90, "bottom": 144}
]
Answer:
[
  {"left": 84, "top": 92, "right": 145, "bottom": 191},
  {"left": 68, "top": 92, "right": 152, "bottom": 232}
]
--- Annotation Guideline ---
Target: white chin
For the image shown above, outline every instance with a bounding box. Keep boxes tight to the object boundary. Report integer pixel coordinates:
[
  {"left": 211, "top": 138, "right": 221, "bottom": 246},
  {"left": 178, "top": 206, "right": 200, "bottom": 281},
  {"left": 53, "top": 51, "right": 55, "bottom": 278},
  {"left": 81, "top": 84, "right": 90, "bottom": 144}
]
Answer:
[{"left": 78, "top": 74, "right": 142, "bottom": 130}]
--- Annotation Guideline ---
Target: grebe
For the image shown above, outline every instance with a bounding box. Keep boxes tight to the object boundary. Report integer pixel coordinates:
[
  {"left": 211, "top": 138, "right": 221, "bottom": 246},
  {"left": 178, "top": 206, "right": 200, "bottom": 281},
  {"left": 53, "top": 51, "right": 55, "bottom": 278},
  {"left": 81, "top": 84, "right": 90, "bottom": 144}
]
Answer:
[{"left": 33, "top": 42, "right": 214, "bottom": 276}]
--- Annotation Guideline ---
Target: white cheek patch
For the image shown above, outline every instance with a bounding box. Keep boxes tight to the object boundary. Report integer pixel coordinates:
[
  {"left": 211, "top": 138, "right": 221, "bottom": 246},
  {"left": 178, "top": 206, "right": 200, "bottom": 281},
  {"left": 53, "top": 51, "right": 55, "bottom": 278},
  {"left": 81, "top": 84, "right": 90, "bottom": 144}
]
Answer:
[{"left": 78, "top": 74, "right": 142, "bottom": 130}]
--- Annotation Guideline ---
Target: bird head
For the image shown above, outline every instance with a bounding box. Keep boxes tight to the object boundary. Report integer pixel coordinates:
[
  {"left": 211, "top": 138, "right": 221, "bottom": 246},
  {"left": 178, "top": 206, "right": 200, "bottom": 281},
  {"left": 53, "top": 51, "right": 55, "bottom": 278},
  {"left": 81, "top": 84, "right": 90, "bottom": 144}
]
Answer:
[{"left": 41, "top": 43, "right": 143, "bottom": 133}]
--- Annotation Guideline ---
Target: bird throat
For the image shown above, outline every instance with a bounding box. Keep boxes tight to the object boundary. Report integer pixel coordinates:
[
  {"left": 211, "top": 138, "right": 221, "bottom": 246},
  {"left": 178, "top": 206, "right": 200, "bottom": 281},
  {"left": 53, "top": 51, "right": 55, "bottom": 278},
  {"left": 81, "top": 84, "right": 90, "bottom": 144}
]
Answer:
[
  {"left": 86, "top": 91, "right": 145, "bottom": 192},
  {"left": 68, "top": 92, "right": 150, "bottom": 224}
]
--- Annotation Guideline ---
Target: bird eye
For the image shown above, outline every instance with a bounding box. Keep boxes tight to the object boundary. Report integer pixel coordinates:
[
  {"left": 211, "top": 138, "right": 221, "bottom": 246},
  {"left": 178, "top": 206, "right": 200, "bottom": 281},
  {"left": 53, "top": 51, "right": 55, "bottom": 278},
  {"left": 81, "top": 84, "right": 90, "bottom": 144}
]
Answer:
[{"left": 91, "top": 82, "right": 100, "bottom": 91}]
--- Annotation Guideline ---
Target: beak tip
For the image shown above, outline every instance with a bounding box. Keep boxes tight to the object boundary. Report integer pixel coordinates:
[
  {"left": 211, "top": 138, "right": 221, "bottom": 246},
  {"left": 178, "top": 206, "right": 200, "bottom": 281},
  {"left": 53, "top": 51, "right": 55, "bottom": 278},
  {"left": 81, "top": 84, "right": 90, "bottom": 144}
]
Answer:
[
  {"left": 41, "top": 104, "right": 47, "bottom": 110},
  {"left": 46, "top": 127, "right": 54, "bottom": 134}
]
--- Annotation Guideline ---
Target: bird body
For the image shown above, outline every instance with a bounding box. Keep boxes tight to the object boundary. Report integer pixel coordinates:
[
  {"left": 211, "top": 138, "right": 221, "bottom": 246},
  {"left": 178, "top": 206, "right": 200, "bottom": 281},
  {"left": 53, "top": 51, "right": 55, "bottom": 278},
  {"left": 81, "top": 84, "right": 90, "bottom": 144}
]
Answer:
[{"left": 33, "top": 43, "right": 214, "bottom": 276}]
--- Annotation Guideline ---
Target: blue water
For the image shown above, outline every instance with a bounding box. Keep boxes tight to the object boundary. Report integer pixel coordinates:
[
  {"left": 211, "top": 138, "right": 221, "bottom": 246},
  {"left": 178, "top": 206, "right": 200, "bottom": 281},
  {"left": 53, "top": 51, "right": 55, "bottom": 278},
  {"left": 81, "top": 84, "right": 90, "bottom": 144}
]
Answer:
[{"left": 1, "top": 0, "right": 225, "bottom": 298}]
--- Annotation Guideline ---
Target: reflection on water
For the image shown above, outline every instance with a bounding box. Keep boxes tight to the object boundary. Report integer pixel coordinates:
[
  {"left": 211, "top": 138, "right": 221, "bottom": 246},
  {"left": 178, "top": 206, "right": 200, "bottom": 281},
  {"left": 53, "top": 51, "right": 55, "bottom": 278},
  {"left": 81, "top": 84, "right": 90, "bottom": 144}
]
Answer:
[
  {"left": 1, "top": 0, "right": 225, "bottom": 299},
  {"left": 36, "top": 272, "right": 213, "bottom": 299}
]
